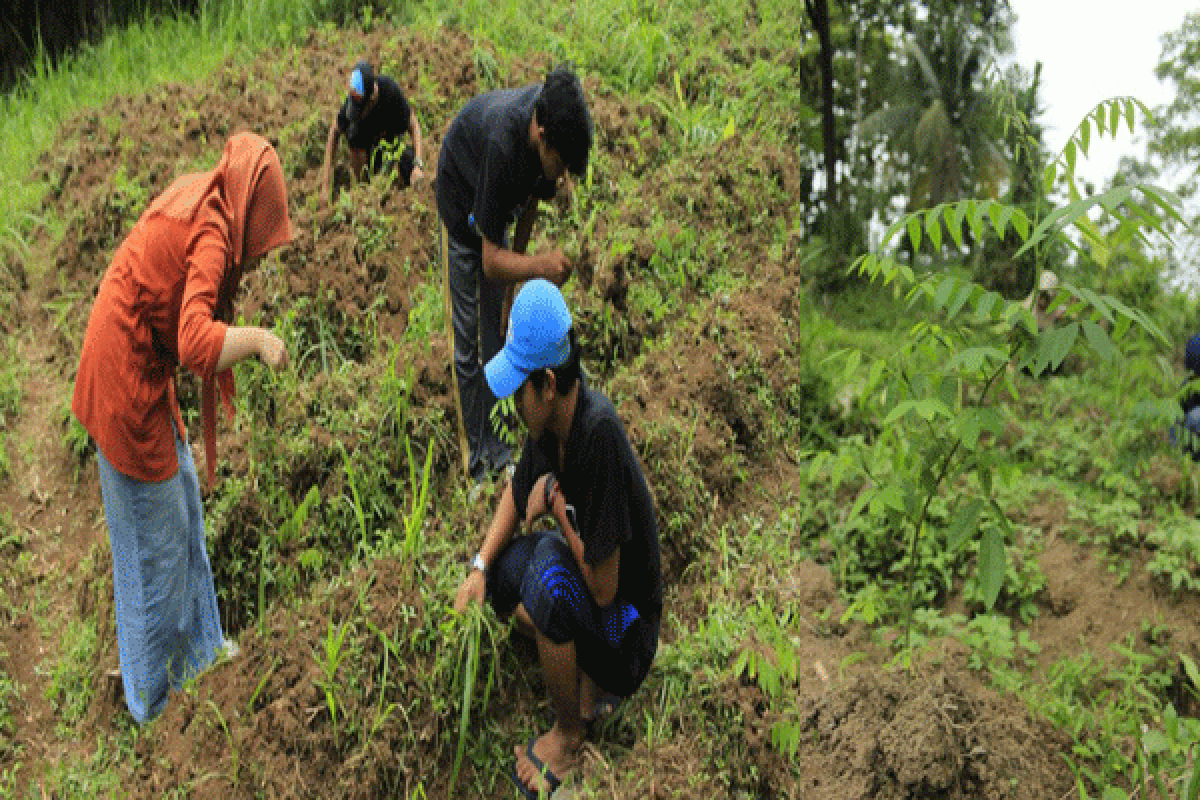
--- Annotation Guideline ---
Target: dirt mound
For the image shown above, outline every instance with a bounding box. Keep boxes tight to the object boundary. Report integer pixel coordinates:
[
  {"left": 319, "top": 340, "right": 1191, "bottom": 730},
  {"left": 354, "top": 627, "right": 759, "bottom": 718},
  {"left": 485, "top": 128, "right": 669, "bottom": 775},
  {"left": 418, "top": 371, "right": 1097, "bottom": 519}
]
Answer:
[{"left": 788, "top": 667, "right": 1073, "bottom": 800}]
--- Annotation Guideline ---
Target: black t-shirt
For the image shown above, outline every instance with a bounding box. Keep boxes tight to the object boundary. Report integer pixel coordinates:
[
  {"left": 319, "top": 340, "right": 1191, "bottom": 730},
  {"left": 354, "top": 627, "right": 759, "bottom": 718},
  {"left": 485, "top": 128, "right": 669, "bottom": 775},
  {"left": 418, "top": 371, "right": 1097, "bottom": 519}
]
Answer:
[
  {"left": 511, "top": 379, "right": 663, "bottom": 630},
  {"left": 436, "top": 86, "right": 558, "bottom": 249},
  {"left": 336, "top": 75, "right": 412, "bottom": 153}
]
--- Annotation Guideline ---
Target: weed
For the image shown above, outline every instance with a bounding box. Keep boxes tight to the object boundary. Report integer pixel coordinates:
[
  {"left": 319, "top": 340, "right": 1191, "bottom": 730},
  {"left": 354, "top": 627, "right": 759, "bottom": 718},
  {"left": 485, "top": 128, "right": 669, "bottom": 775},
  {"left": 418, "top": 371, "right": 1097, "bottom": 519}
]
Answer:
[
  {"left": 399, "top": 434, "right": 434, "bottom": 560},
  {"left": 314, "top": 617, "right": 355, "bottom": 733},
  {"left": 436, "top": 601, "right": 503, "bottom": 794},
  {"left": 41, "top": 616, "right": 98, "bottom": 727}
]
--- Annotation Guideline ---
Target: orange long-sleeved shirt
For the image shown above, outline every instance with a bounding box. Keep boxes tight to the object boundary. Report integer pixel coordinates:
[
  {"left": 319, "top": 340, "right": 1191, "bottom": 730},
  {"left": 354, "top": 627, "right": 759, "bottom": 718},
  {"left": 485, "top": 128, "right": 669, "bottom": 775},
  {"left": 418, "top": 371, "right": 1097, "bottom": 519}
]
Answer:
[{"left": 72, "top": 198, "right": 232, "bottom": 483}]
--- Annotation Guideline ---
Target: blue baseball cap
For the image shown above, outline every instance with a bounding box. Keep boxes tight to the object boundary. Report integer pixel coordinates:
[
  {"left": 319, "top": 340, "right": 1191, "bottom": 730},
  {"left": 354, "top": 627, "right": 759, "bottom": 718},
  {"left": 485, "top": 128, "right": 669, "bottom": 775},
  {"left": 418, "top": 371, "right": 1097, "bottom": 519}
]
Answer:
[
  {"left": 347, "top": 61, "right": 374, "bottom": 121},
  {"left": 485, "top": 280, "right": 572, "bottom": 400}
]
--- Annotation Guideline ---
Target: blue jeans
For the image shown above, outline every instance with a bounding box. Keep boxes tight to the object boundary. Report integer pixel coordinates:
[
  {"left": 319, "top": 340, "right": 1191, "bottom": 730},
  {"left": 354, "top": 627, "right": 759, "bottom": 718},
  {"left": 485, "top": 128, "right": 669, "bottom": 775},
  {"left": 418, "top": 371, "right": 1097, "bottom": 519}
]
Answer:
[{"left": 96, "top": 430, "right": 225, "bottom": 723}]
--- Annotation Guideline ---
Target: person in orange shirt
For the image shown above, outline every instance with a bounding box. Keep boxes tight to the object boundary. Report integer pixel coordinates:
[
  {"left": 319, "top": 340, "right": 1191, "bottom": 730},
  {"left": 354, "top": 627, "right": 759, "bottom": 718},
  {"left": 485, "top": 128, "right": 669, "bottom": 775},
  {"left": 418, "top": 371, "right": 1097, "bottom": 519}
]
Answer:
[{"left": 72, "top": 132, "right": 294, "bottom": 723}]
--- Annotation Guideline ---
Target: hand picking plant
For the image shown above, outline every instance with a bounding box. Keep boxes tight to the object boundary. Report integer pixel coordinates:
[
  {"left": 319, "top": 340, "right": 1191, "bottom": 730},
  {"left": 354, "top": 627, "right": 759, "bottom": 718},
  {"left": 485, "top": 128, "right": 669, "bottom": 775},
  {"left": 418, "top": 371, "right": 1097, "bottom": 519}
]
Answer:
[{"left": 813, "top": 95, "right": 1184, "bottom": 655}]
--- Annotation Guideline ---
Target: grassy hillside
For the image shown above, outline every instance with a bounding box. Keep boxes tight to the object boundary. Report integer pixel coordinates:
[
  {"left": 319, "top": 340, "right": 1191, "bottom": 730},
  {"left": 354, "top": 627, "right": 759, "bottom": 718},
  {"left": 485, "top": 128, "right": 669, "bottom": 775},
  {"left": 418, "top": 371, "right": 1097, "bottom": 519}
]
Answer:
[{"left": 2, "top": 1, "right": 1200, "bottom": 798}]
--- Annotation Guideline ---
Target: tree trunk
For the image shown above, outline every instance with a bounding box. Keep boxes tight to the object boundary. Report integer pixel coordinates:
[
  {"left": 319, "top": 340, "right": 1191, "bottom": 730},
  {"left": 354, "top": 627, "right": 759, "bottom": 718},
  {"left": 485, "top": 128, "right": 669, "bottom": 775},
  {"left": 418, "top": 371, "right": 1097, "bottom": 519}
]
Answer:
[{"left": 805, "top": 0, "right": 838, "bottom": 210}]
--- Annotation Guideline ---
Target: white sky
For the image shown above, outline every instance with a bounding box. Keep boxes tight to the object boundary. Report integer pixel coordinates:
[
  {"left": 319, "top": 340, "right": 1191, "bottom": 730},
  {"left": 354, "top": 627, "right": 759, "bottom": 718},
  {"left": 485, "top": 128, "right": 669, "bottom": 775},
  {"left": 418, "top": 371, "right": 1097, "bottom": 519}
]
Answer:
[{"left": 1007, "top": 0, "right": 1195, "bottom": 188}]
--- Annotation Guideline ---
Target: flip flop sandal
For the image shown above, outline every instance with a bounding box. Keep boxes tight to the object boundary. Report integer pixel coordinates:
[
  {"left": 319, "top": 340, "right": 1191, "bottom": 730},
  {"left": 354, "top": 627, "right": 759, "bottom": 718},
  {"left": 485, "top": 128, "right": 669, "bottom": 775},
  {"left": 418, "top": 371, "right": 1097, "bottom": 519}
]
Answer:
[{"left": 508, "top": 735, "right": 562, "bottom": 799}]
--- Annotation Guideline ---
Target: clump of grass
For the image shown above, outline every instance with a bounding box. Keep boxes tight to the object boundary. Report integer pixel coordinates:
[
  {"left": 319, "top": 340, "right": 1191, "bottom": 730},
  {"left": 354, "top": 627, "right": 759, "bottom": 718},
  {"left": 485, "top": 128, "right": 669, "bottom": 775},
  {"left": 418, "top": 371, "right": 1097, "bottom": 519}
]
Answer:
[
  {"left": 43, "top": 616, "right": 98, "bottom": 727},
  {"left": 436, "top": 602, "right": 503, "bottom": 794}
]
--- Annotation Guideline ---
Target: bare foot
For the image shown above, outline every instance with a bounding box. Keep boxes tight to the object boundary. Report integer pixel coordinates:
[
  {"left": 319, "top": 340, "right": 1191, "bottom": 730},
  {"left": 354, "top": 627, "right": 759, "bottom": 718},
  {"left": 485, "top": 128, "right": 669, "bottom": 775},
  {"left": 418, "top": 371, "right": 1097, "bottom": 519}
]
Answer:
[{"left": 514, "top": 725, "right": 580, "bottom": 796}]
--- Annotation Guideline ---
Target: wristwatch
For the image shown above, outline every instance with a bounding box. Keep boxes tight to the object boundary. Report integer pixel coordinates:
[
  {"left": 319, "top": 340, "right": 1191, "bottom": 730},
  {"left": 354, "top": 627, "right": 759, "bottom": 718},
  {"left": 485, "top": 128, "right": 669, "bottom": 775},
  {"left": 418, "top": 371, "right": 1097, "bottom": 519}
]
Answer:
[
  {"left": 471, "top": 552, "right": 488, "bottom": 578},
  {"left": 413, "top": 156, "right": 425, "bottom": 169}
]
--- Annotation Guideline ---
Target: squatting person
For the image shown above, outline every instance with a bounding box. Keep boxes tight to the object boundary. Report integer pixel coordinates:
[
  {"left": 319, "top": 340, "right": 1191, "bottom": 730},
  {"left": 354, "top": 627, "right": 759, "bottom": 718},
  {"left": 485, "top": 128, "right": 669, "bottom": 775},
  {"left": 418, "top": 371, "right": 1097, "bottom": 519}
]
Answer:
[
  {"left": 72, "top": 133, "right": 294, "bottom": 723},
  {"left": 319, "top": 59, "right": 425, "bottom": 204},
  {"left": 453, "top": 280, "right": 662, "bottom": 798},
  {"left": 436, "top": 65, "right": 592, "bottom": 481}
]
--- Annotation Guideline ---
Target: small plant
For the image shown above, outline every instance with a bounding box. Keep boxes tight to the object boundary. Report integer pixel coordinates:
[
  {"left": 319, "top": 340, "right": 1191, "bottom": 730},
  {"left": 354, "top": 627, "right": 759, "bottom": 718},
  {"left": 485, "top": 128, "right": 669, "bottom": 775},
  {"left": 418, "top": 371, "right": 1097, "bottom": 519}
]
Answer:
[
  {"left": 400, "top": 434, "right": 434, "bottom": 560},
  {"left": 314, "top": 617, "right": 354, "bottom": 733},
  {"left": 732, "top": 599, "right": 807, "bottom": 759},
  {"left": 258, "top": 486, "right": 321, "bottom": 633},
  {"left": 817, "top": 96, "right": 1182, "bottom": 654},
  {"left": 437, "top": 601, "right": 503, "bottom": 794},
  {"left": 43, "top": 617, "right": 98, "bottom": 726}
]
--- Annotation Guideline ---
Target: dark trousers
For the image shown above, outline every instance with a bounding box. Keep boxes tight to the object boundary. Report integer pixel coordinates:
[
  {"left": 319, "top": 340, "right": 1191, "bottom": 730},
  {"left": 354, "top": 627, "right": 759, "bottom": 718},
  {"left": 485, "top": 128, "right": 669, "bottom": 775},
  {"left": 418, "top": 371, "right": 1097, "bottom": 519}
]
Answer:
[
  {"left": 487, "top": 531, "right": 657, "bottom": 699},
  {"left": 444, "top": 229, "right": 511, "bottom": 479}
]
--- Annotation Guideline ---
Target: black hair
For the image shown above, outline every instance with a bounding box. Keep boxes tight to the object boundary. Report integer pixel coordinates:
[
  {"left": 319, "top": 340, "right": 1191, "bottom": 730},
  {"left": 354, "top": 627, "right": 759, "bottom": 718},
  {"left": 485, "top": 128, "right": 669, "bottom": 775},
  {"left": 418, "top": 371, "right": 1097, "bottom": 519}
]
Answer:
[
  {"left": 528, "top": 328, "right": 582, "bottom": 396},
  {"left": 534, "top": 65, "right": 592, "bottom": 176}
]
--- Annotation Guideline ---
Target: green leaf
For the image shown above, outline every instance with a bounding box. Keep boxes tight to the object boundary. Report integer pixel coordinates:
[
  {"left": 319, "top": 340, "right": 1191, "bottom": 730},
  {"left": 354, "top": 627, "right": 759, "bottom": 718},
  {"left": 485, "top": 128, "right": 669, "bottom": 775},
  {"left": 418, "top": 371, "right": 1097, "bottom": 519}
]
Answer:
[
  {"left": 1077, "top": 287, "right": 1114, "bottom": 324},
  {"left": 843, "top": 349, "right": 862, "bottom": 380},
  {"left": 1182, "top": 653, "right": 1200, "bottom": 691},
  {"left": 946, "top": 285, "right": 973, "bottom": 319},
  {"left": 966, "top": 199, "right": 984, "bottom": 242},
  {"left": 1042, "top": 163, "right": 1057, "bottom": 194},
  {"left": 947, "top": 497, "right": 984, "bottom": 550},
  {"left": 987, "top": 203, "right": 1010, "bottom": 239},
  {"left": 938, "top": 376, "right": 959, "bottom": 409},
  {"left": 1010, "top": 208, "right": 1030, "bottom": 241},
  {"left": 1141, "top": 729, "right": 1170, "bottom": 755},
  {"left": 881, "top": 218, "right": 907, "bottom": 249},
  {"left": 907, "top": 215, "right": 923, "bottom": 254},
  {"left": 1110, "top": 100, "right": 1121, "bottom": 134},
  {"left": 960, "top": 408, "right": 1004, "bottom": 450},
  {"left": 977, "top": 527, "right": 1006, "bottom": 610},
  {"left": 945, "top": 346, "right": 1007, "bottom": 372},
  {"left": 975, "top": 291, "right": 1000, "bottom": 321},
  {"left": 883, "top": 399, "right": 951, "bottom": 425},
  {"left": 1081, "top": 320, "right": 1117, "bottom": 362},
  {"left": 926, "top": 209, "right": 943, "bottom": 250},
  {"left": 1124, "top": 98, "right": 1137, "bottom": 134},
  {"left": 1080, "top": 118, "right": 1091, "bottom": 154},
  {"left": 948, "top": 202, "right": 967, "bottom": 249},
  {"left": 1036, "top": 323, "right": 1080, "bottom": 370},
  {"left": 934, "top": 275, "right": 958, "bottom": 311}
]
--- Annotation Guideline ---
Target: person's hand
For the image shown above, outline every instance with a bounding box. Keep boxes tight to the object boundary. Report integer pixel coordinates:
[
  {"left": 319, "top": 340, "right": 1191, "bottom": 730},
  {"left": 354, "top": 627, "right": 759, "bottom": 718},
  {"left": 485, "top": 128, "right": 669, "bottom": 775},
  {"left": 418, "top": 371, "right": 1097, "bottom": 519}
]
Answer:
[
  {"left": 538, "top": 250, "right": 573, "bottom": 286},
  {"left": 410, "top": 166, "right": 426, "bottom": 186},
  {"left": 258, "top": 330, "right": 289, "bottom": 370},
  {"left": 525, "top": 473, "right": 556, "bottom": 529},
  {"left": 454, "top": 570, "right": 486, "bottom": 612}
]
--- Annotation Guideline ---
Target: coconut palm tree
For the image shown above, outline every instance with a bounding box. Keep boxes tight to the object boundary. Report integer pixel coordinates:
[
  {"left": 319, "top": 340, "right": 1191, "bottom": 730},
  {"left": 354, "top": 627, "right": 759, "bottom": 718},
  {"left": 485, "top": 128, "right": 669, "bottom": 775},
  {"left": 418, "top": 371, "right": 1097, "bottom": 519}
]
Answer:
[{"left": 860, "top": 13, "right": 1010, "bottom": 212}]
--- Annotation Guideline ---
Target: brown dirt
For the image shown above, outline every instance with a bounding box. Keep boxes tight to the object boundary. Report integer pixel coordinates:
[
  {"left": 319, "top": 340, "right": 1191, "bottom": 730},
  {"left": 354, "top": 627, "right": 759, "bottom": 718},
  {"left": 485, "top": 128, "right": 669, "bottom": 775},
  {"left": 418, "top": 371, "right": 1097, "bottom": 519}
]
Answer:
[{"left": 2, "top": 18, "right": 1179, "bottom": 800}]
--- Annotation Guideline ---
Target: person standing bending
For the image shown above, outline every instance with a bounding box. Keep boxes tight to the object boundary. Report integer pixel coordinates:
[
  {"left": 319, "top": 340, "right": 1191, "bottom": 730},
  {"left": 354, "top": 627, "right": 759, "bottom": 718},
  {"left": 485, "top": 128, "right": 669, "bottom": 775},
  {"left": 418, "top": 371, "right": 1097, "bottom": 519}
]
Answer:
[
  {"left": 454, "top": 280, "right": 662, "bottom": 797},
  {"left": 72, "top": 133, "right": 294, "bottom": 723},
  {"left": 436, "top": 66, "right": 591, "bottom": 481}
]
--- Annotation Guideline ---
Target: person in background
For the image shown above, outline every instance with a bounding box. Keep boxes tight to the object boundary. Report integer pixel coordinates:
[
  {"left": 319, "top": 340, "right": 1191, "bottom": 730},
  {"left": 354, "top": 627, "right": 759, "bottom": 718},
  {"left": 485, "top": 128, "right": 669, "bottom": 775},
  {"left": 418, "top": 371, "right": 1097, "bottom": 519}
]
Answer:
[
  {"left": 436, "top": 65, "right": 591, "bottom": 483},
  {"left": 319, "top": 59, "right": 425, "bottom": 205},
  {"left": 453, "top": 280, "right": 662, "bottom": 798},
  {"left": 1171, "top": 334, "right": 1200, "bottom": 460},
  {"left": 72, "top": 132, "right": 294, "bottom": 723}
]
